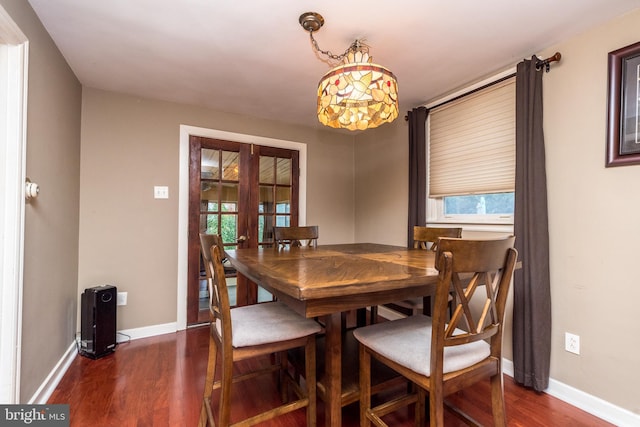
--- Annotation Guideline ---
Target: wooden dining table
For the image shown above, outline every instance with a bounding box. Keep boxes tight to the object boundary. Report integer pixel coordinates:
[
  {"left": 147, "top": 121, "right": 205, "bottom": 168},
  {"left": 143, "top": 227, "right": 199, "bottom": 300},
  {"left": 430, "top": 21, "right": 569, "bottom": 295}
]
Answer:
[{"left": 225, "top": 243, "right": 441, "bottom": 427}]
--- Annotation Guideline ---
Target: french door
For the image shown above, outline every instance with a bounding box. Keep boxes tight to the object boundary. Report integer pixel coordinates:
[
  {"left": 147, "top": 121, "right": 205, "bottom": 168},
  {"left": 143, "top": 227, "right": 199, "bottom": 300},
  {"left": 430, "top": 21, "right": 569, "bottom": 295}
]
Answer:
[{"left": 187, "top": 136, "right": 300, "bottom": 324}]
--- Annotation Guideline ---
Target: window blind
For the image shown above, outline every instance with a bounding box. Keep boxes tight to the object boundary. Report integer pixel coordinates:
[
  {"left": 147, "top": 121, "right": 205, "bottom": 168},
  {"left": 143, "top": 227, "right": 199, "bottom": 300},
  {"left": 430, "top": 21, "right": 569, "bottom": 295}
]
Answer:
[{"left": 428, "top": 77, "right": 515, "bottom": 198}]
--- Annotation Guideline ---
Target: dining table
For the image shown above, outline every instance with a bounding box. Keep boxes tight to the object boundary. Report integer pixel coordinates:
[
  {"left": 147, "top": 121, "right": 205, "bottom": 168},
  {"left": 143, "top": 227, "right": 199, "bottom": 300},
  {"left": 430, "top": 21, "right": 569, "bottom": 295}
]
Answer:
[{"left": 225, "top": 243, "right": 441, "bottom": 427}]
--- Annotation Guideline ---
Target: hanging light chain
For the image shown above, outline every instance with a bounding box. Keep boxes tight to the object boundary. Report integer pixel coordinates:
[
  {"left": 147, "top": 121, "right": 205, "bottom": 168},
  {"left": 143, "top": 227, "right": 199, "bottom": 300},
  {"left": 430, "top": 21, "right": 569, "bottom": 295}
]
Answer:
[{"left": 307, "top": 31, "right": 368, "bottom": 62}]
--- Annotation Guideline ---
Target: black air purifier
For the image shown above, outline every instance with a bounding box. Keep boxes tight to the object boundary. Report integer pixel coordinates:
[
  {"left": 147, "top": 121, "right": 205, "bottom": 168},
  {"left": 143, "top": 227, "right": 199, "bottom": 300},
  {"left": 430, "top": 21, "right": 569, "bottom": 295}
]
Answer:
[{"left": 80, "top": 285, "right": 117, "bottom": 359}]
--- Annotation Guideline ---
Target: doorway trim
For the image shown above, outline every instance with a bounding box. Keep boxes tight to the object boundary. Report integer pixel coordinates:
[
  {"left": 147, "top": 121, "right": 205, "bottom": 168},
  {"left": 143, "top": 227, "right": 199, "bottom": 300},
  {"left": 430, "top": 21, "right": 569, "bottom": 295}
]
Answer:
[
  {"left": 0, "top": 5, "right": 29, "bottom": 403},
  {"left": 177, "top": 125, "right": 307, "bottom": 330}
]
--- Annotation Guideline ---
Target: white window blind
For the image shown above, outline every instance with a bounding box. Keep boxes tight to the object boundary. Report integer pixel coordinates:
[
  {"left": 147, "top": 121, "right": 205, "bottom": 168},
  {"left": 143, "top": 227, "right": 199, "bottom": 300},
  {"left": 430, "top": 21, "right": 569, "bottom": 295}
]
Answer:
[{"left": 428, "top": 77, "right": 515, "bottom": 198}]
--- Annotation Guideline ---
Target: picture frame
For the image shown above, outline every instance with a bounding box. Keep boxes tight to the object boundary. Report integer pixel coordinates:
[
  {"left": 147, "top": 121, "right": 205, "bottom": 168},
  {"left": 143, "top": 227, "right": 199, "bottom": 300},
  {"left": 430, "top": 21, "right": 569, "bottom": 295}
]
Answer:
[{"left": 606, "top": 40, "right": 640, "bottom": 167}]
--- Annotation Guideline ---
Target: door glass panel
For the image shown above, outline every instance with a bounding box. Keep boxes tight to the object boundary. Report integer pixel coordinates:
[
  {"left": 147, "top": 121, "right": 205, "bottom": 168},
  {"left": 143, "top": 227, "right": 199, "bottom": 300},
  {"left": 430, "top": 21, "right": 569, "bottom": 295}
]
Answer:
[
  {"left": 201, "top": 214, "right": 219, "bottom": 234},
  {"left": 204, "top": 200, "right": 218, "bottom": 211},
  {"left": 201, "top": 148, "right": 219, "bottom": 179},
  {"left": 258, "top": 215, "right": 267, "bottom": 244},
  {"left": 259, "top": 185, "right": 274, "bottom": 213},
  {"left": 222, "top": 151, "right": 239, "bottom": 180},
  {"left": 276, "top": 187, "right": 291, "bottom": 214},
  {"left": 276, "top": 158, "right": 292, "bottom": 185},
  {"left": 260, "top": 156, "right": 275, "bottom": 184},
  {"left": 220, "top": 214, "right": 238, "bottom": 244},
  {"left": 276, "top": 215, "right": 290, "bottom": 227},
  {"left": 200, "top": 182, "right": 218, "bottom": 210},
  {"left": 221, "top": 183, "right": 238, "bottom": 206}
]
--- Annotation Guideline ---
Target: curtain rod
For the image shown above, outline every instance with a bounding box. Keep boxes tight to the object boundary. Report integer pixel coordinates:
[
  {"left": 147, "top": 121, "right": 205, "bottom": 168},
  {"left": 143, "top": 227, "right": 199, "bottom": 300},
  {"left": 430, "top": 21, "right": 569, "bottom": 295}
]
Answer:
[
  {"left": 405, "top": 52, "right": 562, "bottom": 120},
  {"left": 536, "top": 52, "right": 562, "bottom": 72}
]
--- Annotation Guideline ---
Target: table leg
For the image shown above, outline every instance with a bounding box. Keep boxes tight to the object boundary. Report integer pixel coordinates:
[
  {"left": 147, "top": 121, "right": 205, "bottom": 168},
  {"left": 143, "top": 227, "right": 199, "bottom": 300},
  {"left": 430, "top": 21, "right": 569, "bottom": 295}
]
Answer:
[
  {"left": 324, "top": 312, "right": 342, "bottom": 427},
  {"left": 356, "top": 308, "right": 367, "bottom": 326},
  {"left": 422, "top": 295, "right": 432, "bottom": 316}
]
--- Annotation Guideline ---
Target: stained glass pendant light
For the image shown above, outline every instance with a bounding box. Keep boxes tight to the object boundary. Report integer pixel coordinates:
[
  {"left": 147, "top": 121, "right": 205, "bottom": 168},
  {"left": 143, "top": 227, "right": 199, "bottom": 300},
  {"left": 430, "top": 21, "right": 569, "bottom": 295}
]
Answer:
[{"left": 299, "top": 12, "right": 399, "bottom": 131}]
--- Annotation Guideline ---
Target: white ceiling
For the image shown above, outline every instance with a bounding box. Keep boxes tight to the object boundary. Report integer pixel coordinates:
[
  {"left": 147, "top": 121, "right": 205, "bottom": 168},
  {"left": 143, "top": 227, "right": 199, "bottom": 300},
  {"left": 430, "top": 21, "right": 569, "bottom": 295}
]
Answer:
[{"left": 27, "top": 0, "right": 640, "bottom": 133}]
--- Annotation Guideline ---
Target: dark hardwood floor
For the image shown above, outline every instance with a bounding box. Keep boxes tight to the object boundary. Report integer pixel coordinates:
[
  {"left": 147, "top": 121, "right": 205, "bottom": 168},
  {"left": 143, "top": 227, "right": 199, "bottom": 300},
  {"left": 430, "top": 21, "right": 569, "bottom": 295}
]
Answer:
[{"left": 48, "top": 325, "right": 614, "bottom": 426}]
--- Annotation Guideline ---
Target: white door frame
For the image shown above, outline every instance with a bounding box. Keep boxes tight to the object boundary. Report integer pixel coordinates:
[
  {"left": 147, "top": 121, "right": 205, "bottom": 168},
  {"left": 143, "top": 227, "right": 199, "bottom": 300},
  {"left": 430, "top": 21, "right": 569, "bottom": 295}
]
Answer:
[
  {"left": 0, "top": 6, "right": 28, "bottom": 404},
  {"left": 177, "top": 125, "right": 307, "bottom": 330}
]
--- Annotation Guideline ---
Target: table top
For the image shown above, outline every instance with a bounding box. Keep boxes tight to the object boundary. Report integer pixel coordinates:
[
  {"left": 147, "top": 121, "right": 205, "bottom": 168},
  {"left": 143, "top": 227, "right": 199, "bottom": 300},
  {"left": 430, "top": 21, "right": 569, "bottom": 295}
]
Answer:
[{"left": 226, "top": 243, "right": 440, "bottom": 317}]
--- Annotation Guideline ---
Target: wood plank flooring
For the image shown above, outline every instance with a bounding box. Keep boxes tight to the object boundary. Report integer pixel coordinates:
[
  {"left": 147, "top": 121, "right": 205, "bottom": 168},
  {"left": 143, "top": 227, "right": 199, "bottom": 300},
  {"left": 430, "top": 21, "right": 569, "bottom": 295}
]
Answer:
[{"left": 48, "top": 325, "right": 615, "bottom": 426}]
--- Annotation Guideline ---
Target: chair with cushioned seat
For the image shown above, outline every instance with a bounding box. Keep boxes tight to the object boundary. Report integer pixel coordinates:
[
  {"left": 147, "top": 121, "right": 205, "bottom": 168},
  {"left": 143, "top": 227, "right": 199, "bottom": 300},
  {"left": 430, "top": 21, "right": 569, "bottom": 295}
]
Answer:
[
  {"left": 393, "top": 226, "right": 463, "bottom": 316},
  {"left": 354, "top": 236, "right": 517, "bottom": 426},
  {"left": 198, "top": 233, "right": 322, "bottom": 426},
  {"left": 273, "top": 226, "right": 319, "bottom": 249}
]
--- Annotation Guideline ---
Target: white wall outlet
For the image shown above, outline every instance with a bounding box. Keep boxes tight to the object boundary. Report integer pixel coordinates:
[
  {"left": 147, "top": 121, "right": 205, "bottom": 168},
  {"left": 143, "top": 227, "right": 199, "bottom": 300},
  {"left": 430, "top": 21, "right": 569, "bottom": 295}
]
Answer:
[
  {"left": 117, "top": 291, "right": 128, "bottom": 306},
  {"left": 154, "top": 186, "right": 169, "bottom": 199},
  {"left": 565, "top": 332, "right": 580, "bottom": 355}
]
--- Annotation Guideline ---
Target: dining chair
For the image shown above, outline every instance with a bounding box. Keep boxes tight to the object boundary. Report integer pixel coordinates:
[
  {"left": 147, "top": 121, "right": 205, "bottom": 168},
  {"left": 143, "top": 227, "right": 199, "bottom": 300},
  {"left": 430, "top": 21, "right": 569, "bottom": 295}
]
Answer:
[
  {"left": 412, "top": 226, "right": 463, "bottom": 251},
  {"left": 354, "top": 236, "right": 518, "bottom": 426},
  {"left": 273, "top": 225, "right": 319, "bottom": 249},
  {"left": 200, "top": 233, "right": 236, "bottom": 277},
  {"left": 392, "top": 226, "right": 463, "bottom": 316},
  {"left": 198, "top": 234, "right": 322, "bottom": 427}
]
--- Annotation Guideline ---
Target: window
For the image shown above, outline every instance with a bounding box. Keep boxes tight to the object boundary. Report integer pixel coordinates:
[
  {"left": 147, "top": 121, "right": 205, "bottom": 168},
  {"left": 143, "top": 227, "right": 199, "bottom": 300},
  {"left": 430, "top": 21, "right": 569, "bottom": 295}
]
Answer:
[{"left": 427, "top": 76, "right": 515, "bottom": 226}]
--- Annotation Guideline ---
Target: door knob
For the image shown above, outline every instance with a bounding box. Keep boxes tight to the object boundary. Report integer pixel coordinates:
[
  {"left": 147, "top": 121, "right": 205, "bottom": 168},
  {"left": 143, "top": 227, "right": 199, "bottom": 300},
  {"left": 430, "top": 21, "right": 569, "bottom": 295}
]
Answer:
[
  {"left": 25, "top": 178, "right": 40, "bottom": 200},
  {"left": 237, "top": 235, "right": 247, "bottom": 243}
]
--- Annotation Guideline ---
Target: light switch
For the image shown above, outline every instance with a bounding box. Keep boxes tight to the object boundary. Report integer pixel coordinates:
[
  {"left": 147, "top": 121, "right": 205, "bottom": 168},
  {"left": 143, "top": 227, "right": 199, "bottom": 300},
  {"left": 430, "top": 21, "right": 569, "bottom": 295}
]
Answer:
[{"left": 154, "top": 186, "right": 169, "bottom": 199}]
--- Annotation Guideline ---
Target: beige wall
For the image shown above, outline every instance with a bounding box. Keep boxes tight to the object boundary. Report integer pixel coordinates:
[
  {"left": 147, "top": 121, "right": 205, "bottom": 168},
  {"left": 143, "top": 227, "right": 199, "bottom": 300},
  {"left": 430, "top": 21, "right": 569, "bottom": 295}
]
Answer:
[
  {"left": 0, "top": 0, "right": 82, "bottom": 401},
  {"left": 354, "top": 119, "right": 409, "bottom": 246},
  {"left": 353, "top": 8, "right": 640, "bottom": 417},
  {"left": 79, "top": 88, "right": 356, "bottom": 331},
  {"left": 541, "top": 8, "right": 640, "bottom": 414}
]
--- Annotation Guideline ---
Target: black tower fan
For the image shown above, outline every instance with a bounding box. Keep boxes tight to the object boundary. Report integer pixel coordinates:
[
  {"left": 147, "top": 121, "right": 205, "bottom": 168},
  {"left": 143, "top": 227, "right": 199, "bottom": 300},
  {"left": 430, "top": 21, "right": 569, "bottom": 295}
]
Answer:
[{"left": 80, "top": 285, "right": 117, "bottom": 358}]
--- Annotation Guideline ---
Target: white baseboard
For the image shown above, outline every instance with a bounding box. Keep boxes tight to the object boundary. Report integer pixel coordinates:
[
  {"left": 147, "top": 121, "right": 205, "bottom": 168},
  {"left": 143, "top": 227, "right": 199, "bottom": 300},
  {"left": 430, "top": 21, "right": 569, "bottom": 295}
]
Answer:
[
  {"left": 502, "top": 357, "right": 639, "bottom": 425},
  {"left": 28, "top": 341, "right": 78, "bottom": 404},
  {"left": 116, "top": 322, "right": 178, "bottom": 343}
]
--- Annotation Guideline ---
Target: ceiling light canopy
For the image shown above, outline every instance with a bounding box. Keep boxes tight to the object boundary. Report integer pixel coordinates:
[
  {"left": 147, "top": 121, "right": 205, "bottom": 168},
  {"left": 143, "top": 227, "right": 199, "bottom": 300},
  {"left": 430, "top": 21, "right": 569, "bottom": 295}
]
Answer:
[{"left": 299, "top": 12, "right": 399, "bottom": 131}]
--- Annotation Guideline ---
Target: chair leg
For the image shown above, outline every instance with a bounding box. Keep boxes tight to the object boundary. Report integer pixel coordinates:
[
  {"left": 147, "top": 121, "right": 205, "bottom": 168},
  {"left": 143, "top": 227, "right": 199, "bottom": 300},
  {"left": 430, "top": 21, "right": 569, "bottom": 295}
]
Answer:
[
  {"left": 429, "top": 383, "right": 444, "bottom": 427},
  {"left": 305, "top": 336, "right": 317, "bottom": 427},
  {"left": 199, "top": 333, "right": 218, "bottom": 427},
  {"left": 415, "top": 386, "right": 426, "bottom": 427},
  {"left": 218, "top": 349, "right": 234, "bottom": 426},
  {"left": 490, "top": 373, "right": 507, "bottom": 427},
  {"left": 359, "top": 344, "right": 372, "bottom": 427},
  {"left": 279, "top": 350, "right": 289, "bottom": 403},
  {"left": 370, "top": 306, "right": 378, "bottom": 324}
]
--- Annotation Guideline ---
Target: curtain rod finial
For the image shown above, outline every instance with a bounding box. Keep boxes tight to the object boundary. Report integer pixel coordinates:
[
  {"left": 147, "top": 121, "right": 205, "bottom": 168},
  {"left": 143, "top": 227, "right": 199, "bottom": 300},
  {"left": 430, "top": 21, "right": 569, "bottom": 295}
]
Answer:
[{"left": 536, "top": 52, "right": 562, "bottom": 72}]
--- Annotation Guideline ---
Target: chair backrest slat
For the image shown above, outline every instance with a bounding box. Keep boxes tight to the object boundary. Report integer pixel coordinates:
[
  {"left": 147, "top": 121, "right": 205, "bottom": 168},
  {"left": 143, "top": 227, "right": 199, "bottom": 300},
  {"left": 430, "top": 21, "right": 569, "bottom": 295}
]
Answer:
[
  {"left": 274, "top": 226, "right": 319, "bottom": 249},
  {"left": 413, "top": 226, "right": 462, "bottom": 251}
]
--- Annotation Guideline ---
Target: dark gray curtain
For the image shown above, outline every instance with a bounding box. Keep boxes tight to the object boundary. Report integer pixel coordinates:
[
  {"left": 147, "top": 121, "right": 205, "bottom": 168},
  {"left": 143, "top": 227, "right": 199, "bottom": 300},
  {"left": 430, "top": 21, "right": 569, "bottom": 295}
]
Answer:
[
  {"left": 513, "top": 56, "right": 552, "bottom": 391},
  {"left": 407, "top": 107, "right": 428, "bottom": 247}
]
